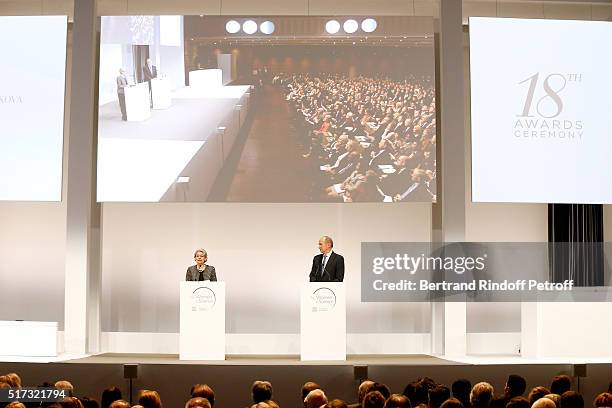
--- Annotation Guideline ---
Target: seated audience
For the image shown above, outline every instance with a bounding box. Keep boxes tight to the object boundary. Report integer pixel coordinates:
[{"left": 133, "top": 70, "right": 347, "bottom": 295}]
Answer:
[
  {"left": 305, "top": 389, "right": 328, "bottom": 408},
  {"left": 470, "top": 382, "right": 494, "bottom": 408},
  {"left": 505, "top": 376, "right": 528, "bottom": 402},
  {"left": 252, "top": 381, "right": 273, "bottom": 404},
  {"left": 385, "top": 394, "right": 411, "bottom": 408},
  {"left": 551, "top": 377, "right": 572, "bottom": 396},
  {"left": 363, "top": 391, "right": 386, "bottom": 408},
  {"left": 528, "top": 387, "right": 551, "bottom": 406},
  {"left": 191, "top": 384, "right": 215, "bottom": 406},
  {"left": 560, "top": 392, "right": 584, "bottom": 408}
]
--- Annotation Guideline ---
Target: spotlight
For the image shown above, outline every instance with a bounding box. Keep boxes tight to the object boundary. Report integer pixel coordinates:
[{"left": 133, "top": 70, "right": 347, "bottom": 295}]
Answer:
[
  {"left": 361, "top": 18, "right": 377, "bottom": 33},
  {"left": 260, "top": 21, "right": 275, "bottom": 35},
  {"left": 225, "top": 20, "right": 240, "bottom": 34},
  {"left": 343, "top": 19, "right": 358, "bottom": 34},
  {"left": 242, "top": 20, "right": 257, "bottom": 35},
  {"left": 325, "top": 20, "right": 340, "bottom": 34}
]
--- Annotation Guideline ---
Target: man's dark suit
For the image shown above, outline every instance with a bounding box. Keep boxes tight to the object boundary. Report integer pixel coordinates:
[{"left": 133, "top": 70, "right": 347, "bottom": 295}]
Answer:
[
  {"left": 143, "top": 64, "right": 157, "bottom": 82},
  {"left": 309, "top": 252, "right": 345, "bottom": 282}
]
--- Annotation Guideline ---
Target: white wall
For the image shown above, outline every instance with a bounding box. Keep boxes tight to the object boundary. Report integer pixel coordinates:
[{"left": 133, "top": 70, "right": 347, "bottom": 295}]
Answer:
[
  {"left": 0, "top": 203, "right": 66, "bottom": 327},
  {"left": 100, "top": 203, "right": 433, "bottom": 333}
]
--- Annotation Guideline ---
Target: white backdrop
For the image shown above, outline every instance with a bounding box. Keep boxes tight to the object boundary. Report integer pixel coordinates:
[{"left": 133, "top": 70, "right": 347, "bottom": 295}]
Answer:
[{"left": 100, "top": 203, "right": 433, "bottom": 334}]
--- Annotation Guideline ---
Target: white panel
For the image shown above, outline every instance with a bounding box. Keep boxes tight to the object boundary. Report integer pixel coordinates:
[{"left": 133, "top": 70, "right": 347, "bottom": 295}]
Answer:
[
  {"left": 498, "top": 1, "right": 544, "bottom": 19},
  {"left": 0, "top": 16, "right": 67, "bottom": 201},
  {"left": 0, "top": 321, "right": 58, "bottom": 357},
  {"left": 592, "top": 4, "right": 612, "bottom": 21},
  {"left": 0, "top": 1, "right": 42, "bottom": 15},
  {"left": 220, "top": 0, "right": 307, "bottom": 15},
  {"left": 467, "top": 332, "right": 521, "bottom": 355},
  {"left": 308, "top": 0, "right": 413, "bottom": 16},
  {"left": 543, "top": 3, "right": 592, "bottom": 20},
  {"left": 470, "top": 18, "right": 612, "bottom": 204},
  {"left": 127, "top": 0, "right": 220, "bottom": 15}
]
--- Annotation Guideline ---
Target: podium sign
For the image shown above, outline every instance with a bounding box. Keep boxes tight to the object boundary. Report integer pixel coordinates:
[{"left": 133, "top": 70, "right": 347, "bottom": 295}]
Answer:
[
  {"left": 300, "top": 282, "right": 346, "bottom": 361},
  {"left": 179, "top": 282, "right": 225, "bottom": 360}
]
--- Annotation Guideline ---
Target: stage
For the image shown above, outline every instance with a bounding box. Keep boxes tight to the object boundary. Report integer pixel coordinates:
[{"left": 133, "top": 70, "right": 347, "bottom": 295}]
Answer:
[
  {"left": 97, "top": 85, "right": 251, "bottom": 202},
  {"left": 1, "top": 353, "right": 610, "bottom": 408}
]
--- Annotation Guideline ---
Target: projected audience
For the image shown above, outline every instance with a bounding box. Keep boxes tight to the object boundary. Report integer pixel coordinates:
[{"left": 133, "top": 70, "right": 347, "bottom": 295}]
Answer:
[
  {"left": 281, "top": 73, "right": 436, "bottom": 202},
  {"left": 3, "top": 370, "right": 610, "bottom": 408}
]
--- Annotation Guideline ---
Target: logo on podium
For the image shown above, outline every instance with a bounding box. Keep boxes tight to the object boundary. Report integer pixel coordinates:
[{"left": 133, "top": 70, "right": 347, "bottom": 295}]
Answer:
[
  {"left": 310, "top": 287, "right": 337, "bottom": 312},
  {"left": 191, "top": 287, "right": 216, "bottom": 311}
]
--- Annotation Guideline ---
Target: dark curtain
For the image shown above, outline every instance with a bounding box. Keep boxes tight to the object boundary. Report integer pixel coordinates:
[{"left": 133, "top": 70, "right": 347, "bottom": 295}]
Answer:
[{"left": 548, "top": 204, "right": 604, "bottom": 286}]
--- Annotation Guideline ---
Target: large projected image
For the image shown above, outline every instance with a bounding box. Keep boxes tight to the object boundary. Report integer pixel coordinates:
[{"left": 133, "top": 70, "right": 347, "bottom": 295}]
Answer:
[
  {"left": 470, "top": 17, "right": 612, "bottom": 204},
  {"left": 97, "top": 16, "right": 436, "bottom": 202},
  {"left": 0, "top": 16, "right": 67, "bottom": 201}
]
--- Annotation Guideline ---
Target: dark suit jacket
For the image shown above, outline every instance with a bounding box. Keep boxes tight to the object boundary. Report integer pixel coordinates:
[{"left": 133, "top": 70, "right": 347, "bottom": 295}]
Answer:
[
  {"left": 309, "top": 252, "right": 345, "bottom": 282},
  {"left": 185, "top": 265, "right": 217, "bottom": 281},
  {"left": 143, "top": 64, "right": 157, "bottom": 81}
]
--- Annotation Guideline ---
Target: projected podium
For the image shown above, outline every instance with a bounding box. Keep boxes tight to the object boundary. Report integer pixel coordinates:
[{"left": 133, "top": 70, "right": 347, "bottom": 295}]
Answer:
[
  {"left": 124, "top": 82, "right": 151, "bottom": 121},
  {"left": 179, "top": 282, "right": 225, "bottom": 360},
  {"left": 150, "top": 77, "right": 171, "bottom": 110},
  {"left": 300, "top": 282, "right": 346, "bottom": 361}
]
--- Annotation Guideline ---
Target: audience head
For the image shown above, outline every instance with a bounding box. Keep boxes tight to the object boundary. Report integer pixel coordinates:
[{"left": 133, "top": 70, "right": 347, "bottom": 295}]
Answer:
[
  {"left": 252, "top": 381, "right": 273, "bottom": 404},
  {"left": 55, "top": 381, "right": 75, "bottom": 397},
  {"left": 185, "top": 397, "right": 211, "bottom": 408},
  {"left": 385, "top": 394, "right": 411, "bottom": 408},
  {"left": 305, "top": 389, "right": 328, "bottom": 408},
  {"left": 439, "top": 398, "right": 464, "bottom": 408},
  {"left": 59, "top": 397, "right": 84, "bottom": 408},
  {"left": 545, "top": 395, "right": 562, "bottom": 408},
  {"left": 80, "top": 397, "right": 99, "bottom": 408},
  {"left": 372, "top": 383, "right": 391, "bottom": 400},
  {"left": 108, "top": 400, "right": 130, "bottom": 408},
  {"left": 551, "top": 377, "right": 572, "bottom": 396},
  {"left": 326, "top": 400, "right": 348, "bottom": 408},
  {"left": 529, "top": 387, "right": 551, "bottom": 406},
  {"left": 404, "top": 382, "right": 429, "bottom": 406},
  {"left": 429, "top": 386, "right": 451, "bottom": 408},
  {"left": 5, "top": 403, "right": 26, "bottom": 408},
  {"left": 302, "top": 381, "right": 322, "bottom": 401},
  {"left": 101, "top": 386, "right": 123, "bottom": 408},
  {"left": 452, "top": 380, "right": 472, "bottom": 405},
  {"left": 506, "top": 396, "right": 530, "bottom": 408},
  {"left": 560, "top": 392, "right": 584, "bottom": 408},
  {"left": 593, "top": 393, "right": 612, "bottom": 408},
  {"left": 470, "top": 382, "right": 494, "bottom": 408},
  {"left": 363, "top": 391, "right": 386, "bottom": 408},
  {"left": 490, "top": 395, "right": 506, "bottom": 408},
  {"left": 191, "top": 384, "right": 215, "bottom": 406},
  {"left": 5, "top": 373, "right": 22, "bottom": 388},
  {"left": 533, "top": 398, "right": 558, "bottom": 408},
  {"left": 505, "top": 376, "right": 527, "bottom": 400},
  {"left": 359, "top": 381, "right": 377, "bottom": 403},
  {"left": 138, "top": 390, "right": 163, "bottom": 408}
]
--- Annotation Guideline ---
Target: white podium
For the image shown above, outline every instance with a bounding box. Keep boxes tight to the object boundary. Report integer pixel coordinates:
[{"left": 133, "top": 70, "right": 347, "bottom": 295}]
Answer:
[
  {"left": 179, "top": 282, "right": 225, "bottom": 360},
  {"left": 124, "top": 82, "right": 151, "bottom": 121},
  {"left": 520, "top": 287, "right": 612, "bottom": 359},
  {"left": 300, "top": 282, "right": 346, "bottom": 361},
  {"left": 150, "top": 78, "right": 171, "bottom": 110},
  {"left": 0, "top": 321, "right": 57, "bottom": 357}
]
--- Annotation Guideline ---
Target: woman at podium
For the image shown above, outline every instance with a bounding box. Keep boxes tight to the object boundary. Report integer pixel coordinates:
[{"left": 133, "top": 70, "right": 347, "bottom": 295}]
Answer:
[{"left": 185, "top": 249, "right": 218, "bottom": 281}]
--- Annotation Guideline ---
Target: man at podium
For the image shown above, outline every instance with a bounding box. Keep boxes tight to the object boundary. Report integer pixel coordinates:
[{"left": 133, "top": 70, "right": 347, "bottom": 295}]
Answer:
[
  {"left": 185, "top": 249, "right": 218, "bottom": 281},
  {"left": 309, "top": 236, "right": 345, "bottom": 282}
]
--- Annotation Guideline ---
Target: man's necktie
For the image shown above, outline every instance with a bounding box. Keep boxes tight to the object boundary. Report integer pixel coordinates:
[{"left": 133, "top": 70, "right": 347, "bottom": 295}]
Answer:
[{"left": 320, "top": 254, "right": 327, "bottom": 278}]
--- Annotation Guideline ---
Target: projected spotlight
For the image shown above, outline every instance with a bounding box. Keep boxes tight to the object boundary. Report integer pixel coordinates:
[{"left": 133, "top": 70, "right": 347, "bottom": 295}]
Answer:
[
  {"left": 225, "top": 20, "right": 240, "bottom": 34},
  {"left": 361, "top": 18, "right": 377, "bottom": 33},
  {"left": 260, "top": 21, "right": 275, "bottom": 35},
  {"left": 242, "top": 20, "right": 257, "bottom": 34},
  {"left": 325, "top": 20, "right": 341, "bottom": 34},
  {"left": 343, "top": 19, "right": 358, "bottom": 34}
]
